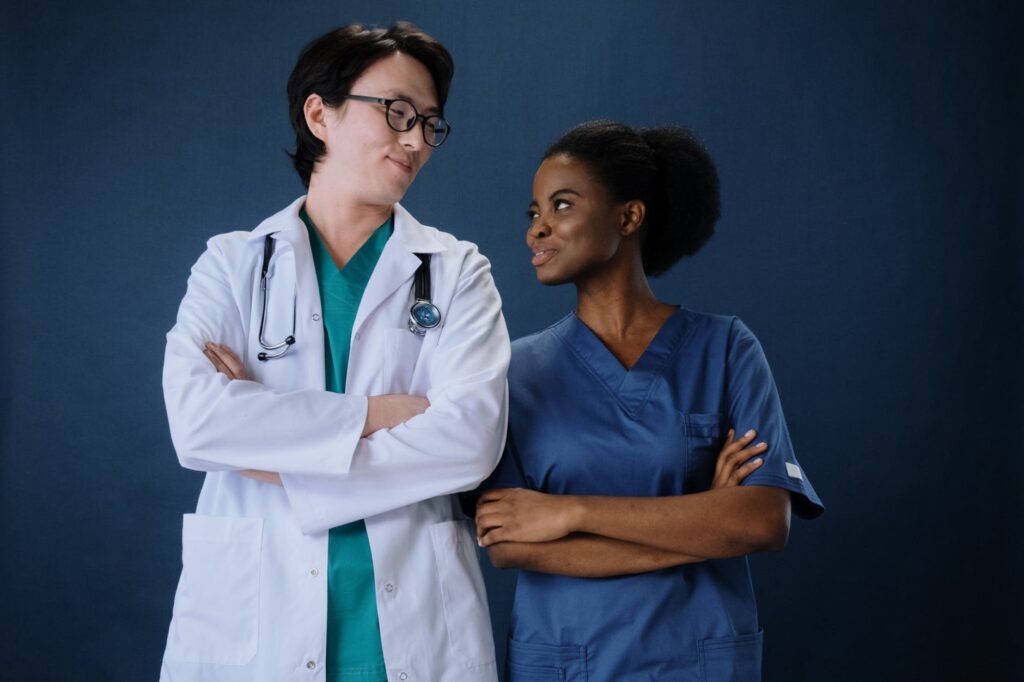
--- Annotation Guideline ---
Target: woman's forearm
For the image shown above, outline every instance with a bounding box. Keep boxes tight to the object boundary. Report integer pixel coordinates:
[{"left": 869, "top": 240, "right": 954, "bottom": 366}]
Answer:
[
  {"left": 487, "top": 533, "right": 703, "bottom": 578},
  {"left": 565, "top": 485, "right": 791, "bottom": 558}
]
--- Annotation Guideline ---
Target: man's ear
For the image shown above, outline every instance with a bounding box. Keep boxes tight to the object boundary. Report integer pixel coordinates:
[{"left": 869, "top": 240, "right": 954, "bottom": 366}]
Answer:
[{"left": 303, "top": 93, "right": 330, "bottom": 143}]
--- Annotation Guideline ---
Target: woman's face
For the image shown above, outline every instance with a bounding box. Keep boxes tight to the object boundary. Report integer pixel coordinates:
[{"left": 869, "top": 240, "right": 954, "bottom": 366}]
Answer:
[
  {"left": 526, "top": 154, "right": 627, "bottom": 286},
  {"left": 315, "top": 52, "right": 438, "bottom": 206}
]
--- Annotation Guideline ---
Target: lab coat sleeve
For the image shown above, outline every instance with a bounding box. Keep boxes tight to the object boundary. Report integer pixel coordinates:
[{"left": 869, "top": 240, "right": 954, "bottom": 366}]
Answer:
[
  {"left": 162, "top": 237, "right": 368, "bottom": 475},
  {"left": 280, "top": 248, "right": 511, "bottom": 534},
  {"left": 459, "top": 431, "right": 528, "bottom": 518},
  {"left": 724, "top": 318, "right": 824, "bottom": 519}
]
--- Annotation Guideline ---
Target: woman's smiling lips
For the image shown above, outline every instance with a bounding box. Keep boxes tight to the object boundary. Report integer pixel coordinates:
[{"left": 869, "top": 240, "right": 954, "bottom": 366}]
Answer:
[{"left": 531, "top": 248, "right": 556, "bottom": 266}]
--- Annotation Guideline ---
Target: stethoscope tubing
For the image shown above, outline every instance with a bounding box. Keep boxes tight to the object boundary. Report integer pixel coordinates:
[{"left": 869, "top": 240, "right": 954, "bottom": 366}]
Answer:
[{"left": 256, "top": 234, "right": 440, "bottom": 360}]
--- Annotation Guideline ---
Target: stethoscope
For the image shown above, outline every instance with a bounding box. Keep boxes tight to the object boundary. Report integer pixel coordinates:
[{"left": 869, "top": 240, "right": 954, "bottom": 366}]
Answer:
[{"left": 257, "top": 234, "right": 441, "bottom": 361}]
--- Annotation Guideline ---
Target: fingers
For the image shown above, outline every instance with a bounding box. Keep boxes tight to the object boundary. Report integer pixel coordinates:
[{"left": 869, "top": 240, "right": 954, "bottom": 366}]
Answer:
[
  {"left": 730, "top": 457, "right": 764, "bottom": 484},
  {"left": 712, "top": 428, "right": 769, "bottom": 489},
  {"left": 478, "top": 528, "right": 507, "bottom": 547},
  {"left": 726, "top": 441, "right": 768, "bottom": 470},
  {"left": 723, "top": 429, "right": 758, "bottom": 456},
  {"left": 204, "top": 343, "right": 249, "bottom": 380},
  {"left": 239, "top": 469, "right": 283, "bottom": 486},
  {"left": 477, "top": 489, "right": 512, "bottom": 505},
  {"left": 204, "top": 345, "right": 233, "bottom": 377},
  {"left": 475, "top": 511, "right": 502, "bottom": 539},
  {"left": 215, "top": 344, "right": 247, "bottom": 379}
]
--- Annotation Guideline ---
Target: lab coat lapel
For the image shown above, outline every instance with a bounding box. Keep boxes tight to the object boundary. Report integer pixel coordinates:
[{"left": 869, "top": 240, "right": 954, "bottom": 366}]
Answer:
[
  {"left": 249, "top": 196, "right": 326, "bottom": 390},
  {"left": 352, "top": 204, "right": 444, "bottom": 337}
]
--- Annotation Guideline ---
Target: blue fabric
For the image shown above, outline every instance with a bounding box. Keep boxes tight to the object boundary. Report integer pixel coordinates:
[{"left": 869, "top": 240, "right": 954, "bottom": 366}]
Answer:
[{"left": 487, "top": 308, "right": 822, "bottom": 681}]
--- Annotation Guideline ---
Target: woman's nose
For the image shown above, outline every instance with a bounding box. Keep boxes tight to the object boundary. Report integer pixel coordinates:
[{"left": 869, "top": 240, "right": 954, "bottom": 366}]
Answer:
[{"left": 527, "top": 220, "right": 550, "bottom": 241}]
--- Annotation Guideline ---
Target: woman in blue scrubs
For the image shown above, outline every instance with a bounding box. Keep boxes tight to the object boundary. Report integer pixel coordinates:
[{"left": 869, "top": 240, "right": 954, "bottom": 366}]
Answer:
[{"left": 475, "top": 121, "right": 823, "bottom": 681}]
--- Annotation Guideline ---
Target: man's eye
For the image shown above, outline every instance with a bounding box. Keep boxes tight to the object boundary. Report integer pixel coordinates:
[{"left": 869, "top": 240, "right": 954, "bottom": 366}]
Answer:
[{"left": 390, "top": 103, "right": 412, "bottom": 117}]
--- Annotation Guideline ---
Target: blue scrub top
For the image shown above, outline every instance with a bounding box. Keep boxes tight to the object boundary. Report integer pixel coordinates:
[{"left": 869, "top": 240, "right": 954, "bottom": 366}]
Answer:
[{"left": 485, "top": 308, "right": 823, "bottom": 682}]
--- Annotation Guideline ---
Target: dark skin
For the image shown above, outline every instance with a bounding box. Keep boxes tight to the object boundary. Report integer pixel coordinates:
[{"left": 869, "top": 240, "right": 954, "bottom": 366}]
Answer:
[{"left": 477, "top": 154, "right": 791, "bottom": 577}]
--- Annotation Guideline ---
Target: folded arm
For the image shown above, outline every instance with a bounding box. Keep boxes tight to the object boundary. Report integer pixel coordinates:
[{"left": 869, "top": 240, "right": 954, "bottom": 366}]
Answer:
[
  {"left": 487, "top": 533, "right": 703, "bottom": 578},
  {"left": 279, "top": 250, "right": 511, "bottom": 533},
  {"left": 163, "top": 240, "right": 370, "bottom": 476},
  {"left": 478, "top": 430, "right": 789, "bottom": 572}
]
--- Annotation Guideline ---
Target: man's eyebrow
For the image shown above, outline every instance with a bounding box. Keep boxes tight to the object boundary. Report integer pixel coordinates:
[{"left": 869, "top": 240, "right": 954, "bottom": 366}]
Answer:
[{"left": 383, "top": 91, "right": 440, "bottom": 115}]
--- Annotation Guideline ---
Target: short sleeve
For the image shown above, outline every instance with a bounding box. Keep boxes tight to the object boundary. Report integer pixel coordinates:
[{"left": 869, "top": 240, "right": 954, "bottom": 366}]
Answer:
[
  {"left": 458, "top": 431, "right": 529, "bottom": 518},
  {"left": 725, "top": 319, "right": 824, "bottom": 519}
]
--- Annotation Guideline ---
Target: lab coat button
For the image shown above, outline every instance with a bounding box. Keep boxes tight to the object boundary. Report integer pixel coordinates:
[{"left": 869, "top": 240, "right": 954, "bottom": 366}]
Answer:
[
  {"left": 310, "top": 568, "right": 319, "bottom": 577},
  {"left": 399, "top": 673, "right": 408, "bottom": 680},
  {"left": 354, "top": 332, "right": 361, "bottom": 341},
  {"left": 306, "top": 661, "right": 316, "bottom": 670},
  {"left": 312, "top": 313, "right": 321, "bottom": 322},
  {"left": 385, "top": 583, "right": 394, "bottom": 592}
]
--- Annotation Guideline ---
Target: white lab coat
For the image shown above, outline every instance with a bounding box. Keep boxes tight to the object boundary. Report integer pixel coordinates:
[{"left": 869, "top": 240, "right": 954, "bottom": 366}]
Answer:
[{"left": 159, "top": 197, "right": 509, "bottom": 682}]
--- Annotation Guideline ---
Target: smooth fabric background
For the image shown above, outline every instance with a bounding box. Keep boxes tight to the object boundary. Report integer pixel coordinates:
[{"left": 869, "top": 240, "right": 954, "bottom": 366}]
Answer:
[{"left": 1, "top": 1, "right": 1020, "bottom": 680}]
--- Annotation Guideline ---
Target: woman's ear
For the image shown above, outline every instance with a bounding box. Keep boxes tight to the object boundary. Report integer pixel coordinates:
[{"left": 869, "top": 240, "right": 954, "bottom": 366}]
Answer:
[
  {"left": 620, "top": 200, "right": 646, "bottom": 237},
  {"left": 303, "top": 93, "right": 329, "bottom": 143}
]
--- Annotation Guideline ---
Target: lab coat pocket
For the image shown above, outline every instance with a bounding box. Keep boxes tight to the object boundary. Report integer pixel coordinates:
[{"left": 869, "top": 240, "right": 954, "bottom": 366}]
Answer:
[
  {"left": 506, "top": 639, "right": 587, "bottom": 682},
  {"left": 429, "top": 519, "right": 496, "bottom": 669},
  {"left": 682, "top": 413, "right": 726, "bottom": 492},
  {"left": 698, "top": 628, "right": 764, "bottom": 681},
  {"left": 383, "top": 328, "right": 423, "bottom": 393},
  {"left": 166, "top": 514, "right": 263, "bottom": 665}
]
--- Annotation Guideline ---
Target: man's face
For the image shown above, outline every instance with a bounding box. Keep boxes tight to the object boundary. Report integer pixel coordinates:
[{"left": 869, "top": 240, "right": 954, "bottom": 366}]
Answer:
[{"left": 316, "top": 52, "right": 439, "bottom": 206}]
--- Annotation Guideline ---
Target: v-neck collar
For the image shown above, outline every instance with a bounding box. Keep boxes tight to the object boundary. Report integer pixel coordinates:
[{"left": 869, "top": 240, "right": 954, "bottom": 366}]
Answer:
[
  {"left": 301, "top": 208, "right": 392, "bottom": 281},
  {"left": 554, "top": 307, "right": 694, "bottom": 418}
]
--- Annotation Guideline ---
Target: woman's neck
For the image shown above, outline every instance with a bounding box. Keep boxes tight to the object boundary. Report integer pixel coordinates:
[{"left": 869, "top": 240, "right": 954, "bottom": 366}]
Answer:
[{"left": 574, "top": 258, "right": 675, "bottom": 343}]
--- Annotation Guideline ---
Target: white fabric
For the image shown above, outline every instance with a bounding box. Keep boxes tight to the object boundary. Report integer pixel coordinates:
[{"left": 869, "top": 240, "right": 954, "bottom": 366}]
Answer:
[{"left": 160, "top": 197, "right": 508, "bottom": 682}]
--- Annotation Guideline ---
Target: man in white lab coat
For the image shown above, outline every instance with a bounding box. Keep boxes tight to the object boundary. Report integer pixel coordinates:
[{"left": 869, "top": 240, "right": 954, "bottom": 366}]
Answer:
[{"left": 160, "top": 22, "right": 509, "bottom": 682}]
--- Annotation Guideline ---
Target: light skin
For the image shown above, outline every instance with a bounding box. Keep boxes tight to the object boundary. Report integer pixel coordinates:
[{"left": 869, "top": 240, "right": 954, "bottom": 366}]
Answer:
[
  {"left": 302, "top": 51, "right": 437, "bottom": 269},
  {"left": 201, "top": 52, "right": 443, "bottom": 484},
  {"left": 476, "top": 154, "right": 792, "bottom": 576}
]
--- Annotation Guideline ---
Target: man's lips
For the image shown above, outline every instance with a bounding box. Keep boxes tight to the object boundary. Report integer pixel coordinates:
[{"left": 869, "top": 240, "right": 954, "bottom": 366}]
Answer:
[
  {"left": 531, "top": 248, "right": 556, "bottom": 266},
  {"left": 388, "top": 156, "right": 413, "bottom": 173}
]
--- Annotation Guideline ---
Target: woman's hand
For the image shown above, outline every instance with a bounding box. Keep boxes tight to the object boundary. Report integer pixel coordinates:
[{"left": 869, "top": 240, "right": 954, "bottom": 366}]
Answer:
[
  {"left": 476, "top": 488, "right": 578, "bottom": 547},
  {"left": 711, "top": 429, "right": 767, "bottom": 489},
  {"left": 203, "top": 343, "right": 249, "bottom": 381}
]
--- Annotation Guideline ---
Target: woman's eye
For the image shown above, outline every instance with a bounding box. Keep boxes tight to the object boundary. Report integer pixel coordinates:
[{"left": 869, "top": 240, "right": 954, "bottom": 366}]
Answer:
[
  {"left": 526, "top": 209, "right": 539, "bottom": 221},
  {"left": 553, "top": 199, "right": 570, "bottom": 211}
]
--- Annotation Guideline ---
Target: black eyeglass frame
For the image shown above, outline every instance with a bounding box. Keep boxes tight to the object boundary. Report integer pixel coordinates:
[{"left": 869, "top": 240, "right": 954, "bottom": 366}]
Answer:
[{"left": 341, "top": 94, "right": 451, "bottom": 148}]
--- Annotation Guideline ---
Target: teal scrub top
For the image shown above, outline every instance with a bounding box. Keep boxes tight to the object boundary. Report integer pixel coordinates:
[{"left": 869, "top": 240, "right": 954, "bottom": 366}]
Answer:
[{"left": 302, "top": 207, "right": 392, "bottom": 682}]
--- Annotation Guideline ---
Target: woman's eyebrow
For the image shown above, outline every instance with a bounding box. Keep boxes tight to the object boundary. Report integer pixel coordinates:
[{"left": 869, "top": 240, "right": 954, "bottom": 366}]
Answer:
[{"left": 549, "top": 188, "right": 583, "bottom": 201}]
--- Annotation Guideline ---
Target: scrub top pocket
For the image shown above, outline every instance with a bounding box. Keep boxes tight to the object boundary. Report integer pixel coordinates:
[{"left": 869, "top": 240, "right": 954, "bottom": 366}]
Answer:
[
  {"left": 698, "top": 628, "right": 764, "bottom": 681},
  {"left": 682, "top": 413, "right": 726, "bottom": 492},
  {"left": 165, "top": 514, "right": 263, "bottom": 665}
]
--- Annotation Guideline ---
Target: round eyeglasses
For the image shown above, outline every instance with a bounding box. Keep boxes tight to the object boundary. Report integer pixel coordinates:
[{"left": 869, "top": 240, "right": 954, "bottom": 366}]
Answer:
[{"left": 341, "top": 94, "right": 451, "bottom": 147}]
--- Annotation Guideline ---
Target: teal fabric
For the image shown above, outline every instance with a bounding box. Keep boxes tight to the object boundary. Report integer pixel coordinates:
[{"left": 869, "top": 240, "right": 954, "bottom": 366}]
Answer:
[{"left": 302, "top": 207, "right": 392, "bottom": 682}]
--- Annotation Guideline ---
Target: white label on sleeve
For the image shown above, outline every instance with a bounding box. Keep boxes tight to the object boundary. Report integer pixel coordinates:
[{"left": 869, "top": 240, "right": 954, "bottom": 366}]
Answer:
[{"left": 786, "top": 462, "right": 803, "bottom": 480}]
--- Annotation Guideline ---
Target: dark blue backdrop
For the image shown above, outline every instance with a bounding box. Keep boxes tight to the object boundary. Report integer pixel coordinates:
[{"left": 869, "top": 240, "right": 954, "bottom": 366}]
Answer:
[{"left": 2, "top": 1, "right": 1021, "bottom": 680}]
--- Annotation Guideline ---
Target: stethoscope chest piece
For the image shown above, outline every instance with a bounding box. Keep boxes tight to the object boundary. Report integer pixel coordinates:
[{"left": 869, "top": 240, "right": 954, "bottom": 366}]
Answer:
[
  {"left": 409, "top": 300, "right": 441, "bottom": 336},
  {"left": 408, "top": 253, "right": 442, "bottom": 336}
]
